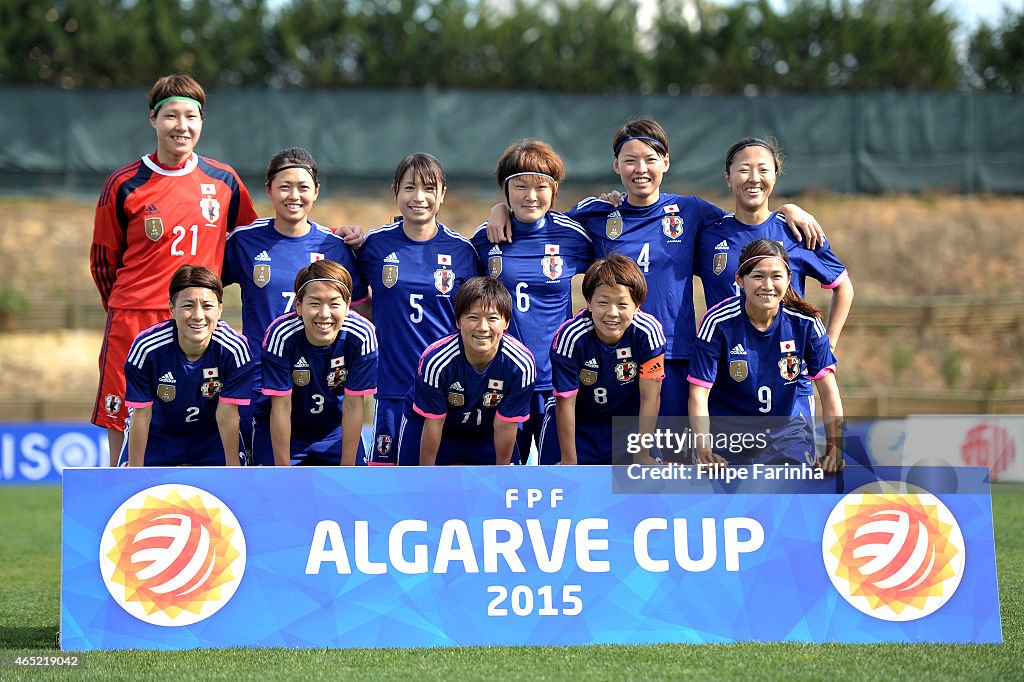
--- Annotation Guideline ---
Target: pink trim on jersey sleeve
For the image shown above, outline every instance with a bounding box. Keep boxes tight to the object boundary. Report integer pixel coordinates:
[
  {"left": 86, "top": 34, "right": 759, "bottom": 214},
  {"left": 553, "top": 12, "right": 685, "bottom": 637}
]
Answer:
[
  {"left": 821, "top": 270, "right": 848, "bottom": 290},
  {"left": 553, "top": 388, "right": 579, "bottom": 398},
  {"left": 350, "top": 294, "right": 370, "bottom": 306},
  {"left": 261, "top": 388, "right": 292, "bottom": 397},
  {"left": 496, "top": 413, "right": 530, "bottom": 423},
  {"left": 344, "top": 387, "right": 377, "bottom": 396},
  {"left": 367, "top": 461, "right": 395, "bottom": 466},
  {"left": 413, "top": 403, "right": 446, "bottom": 420},
  {"left": 687, "top": 375, "right": 713, "bottom": 389},
  {"left": 125, "top": 400, "right": 153, "bottom": 409},
  {"left": 220, "top": 396, "right": 250, "bottom": 406},
  {"left": 647, "top": 375, "right": 666, "bottom": 383},
  {"left": 809, "top": 365, "right": 836, "bottom": 380}
]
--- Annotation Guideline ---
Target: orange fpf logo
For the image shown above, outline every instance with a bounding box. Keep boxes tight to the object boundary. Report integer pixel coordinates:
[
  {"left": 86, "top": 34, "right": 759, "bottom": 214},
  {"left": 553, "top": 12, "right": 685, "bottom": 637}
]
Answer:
[
  {"left": 99, "top": 484, "right": 246, "bottom": 626},
  {"left": 822, "top": 492, "right": 964, "bottom": 621}
]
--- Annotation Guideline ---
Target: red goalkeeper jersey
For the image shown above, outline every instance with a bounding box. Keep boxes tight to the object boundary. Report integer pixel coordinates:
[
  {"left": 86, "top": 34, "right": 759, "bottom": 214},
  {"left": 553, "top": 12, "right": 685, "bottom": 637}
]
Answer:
[{"left": 90, "top": 152, "right": 259, "bottom": 310}]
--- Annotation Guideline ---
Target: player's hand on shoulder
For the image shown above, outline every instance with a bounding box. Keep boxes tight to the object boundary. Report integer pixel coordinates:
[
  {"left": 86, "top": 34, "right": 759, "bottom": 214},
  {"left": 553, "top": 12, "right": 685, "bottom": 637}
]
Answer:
[
  {"left": 486, "top": 203, "right": 513, "bottom": 244},
  {"left": 335, "top": 224, "right": 366, "bottom": 248},
  {"left": 597, "top": 190, "right": 624, "bottom": 206}
]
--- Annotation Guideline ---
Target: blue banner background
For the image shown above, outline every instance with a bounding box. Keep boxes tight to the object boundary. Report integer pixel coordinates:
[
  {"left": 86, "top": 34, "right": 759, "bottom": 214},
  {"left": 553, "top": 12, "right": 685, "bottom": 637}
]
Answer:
[{"left": 61, "top": 466, "right": 1000, "bottom": 649}]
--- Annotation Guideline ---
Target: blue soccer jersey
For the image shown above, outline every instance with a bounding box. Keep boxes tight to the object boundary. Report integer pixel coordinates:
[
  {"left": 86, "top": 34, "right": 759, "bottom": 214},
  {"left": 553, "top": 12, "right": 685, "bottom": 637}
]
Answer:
[
  {"left": 568, "top": 193, "right": 725, "bottom": 361},
  {"left": 472, "top": 211, "right": 594, "bottom": 390},
  {"left": 542, "top": 309, "right": 666, "bottom": 464},
  {"left": 695, "top": 211, "right": 848, "bottom": 308},
  {"left": 222, "top": 218, "right": 365, "bottom": 377},
  {"left": 253, "top": 311, "right": 378, "bottom": 465},
  {"left": 688, "top": 295, "right": 837, "bottom": 417},
  {"left": 551, "top": 309, "right": 666, "bottom": 418},
  {"left": 357, "top": 221, "right": 480, "bottom": 401},
  {"left": 397, "top": 333, "right": 536, "bottom": 465},
  {"left": 123, "top": 319, "right": 254, "bottom": 466}
]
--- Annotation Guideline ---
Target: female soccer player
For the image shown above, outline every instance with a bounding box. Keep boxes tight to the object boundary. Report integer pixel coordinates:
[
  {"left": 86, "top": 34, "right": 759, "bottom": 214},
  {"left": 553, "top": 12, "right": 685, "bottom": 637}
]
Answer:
[
  {"left": 120, "top": 265, "right": 254, "bottom": 467},
  {"left": 695, "top": 137, "right": 854, "bottom": 353},
  {"left": 540, "top": 255, "right": 665, "bottom": 465},
  {"left": 253, "top": 260, "right": 377, "bottom": 466},
  {"left": 396, "top": 277, "right": 536, "bottom": 466},
  {"left": 222, "top": 148, "right": 364, "bottom": 461},
  {"left": 356, "top": 153, "right": 480, "bottom": 464},
  {"left": 486, "top": 118, "right": 822, "bottom": 419},
  {"left": 688, "top": 239, "right": 844, "bottom": 472},
  {"left": 91, "top": 73, "right": 259, "bottom": 464},
  {"left": 471, "top": 140, "right": 593, "bottom": 462}
]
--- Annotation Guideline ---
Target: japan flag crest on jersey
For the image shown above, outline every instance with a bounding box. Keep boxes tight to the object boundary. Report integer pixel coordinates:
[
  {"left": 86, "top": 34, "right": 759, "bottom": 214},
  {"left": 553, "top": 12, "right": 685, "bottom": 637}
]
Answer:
[
  {"left": 541, "top": 244, "right": 563, "bottom": 280},
  {"left": 434, "top": 254, "right": 455, "bottom": 294},
  {"left": 200, "top": 197, "right": 220, "bottom": 225}
]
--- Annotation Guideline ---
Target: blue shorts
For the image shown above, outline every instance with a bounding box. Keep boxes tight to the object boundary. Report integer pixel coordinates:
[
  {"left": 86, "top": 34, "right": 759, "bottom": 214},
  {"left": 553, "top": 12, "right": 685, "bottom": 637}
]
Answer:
[
  {"left": 515, "top": 389, "right": 551, "bottom": 464},
  {"left": 369, "top": 397, "right": 404, "bottom": 465},
  {"left": 660, "top": 359, "right": 690, "bottom": 418},
  {"left": 396, "top": 409, "right": 520, "bottom": 466},
  {"left": 118, "top": 410, "right": 225, "bottom": 467},
  {"left": 538, "top": 398, "right": 651, "bottom": 465}
]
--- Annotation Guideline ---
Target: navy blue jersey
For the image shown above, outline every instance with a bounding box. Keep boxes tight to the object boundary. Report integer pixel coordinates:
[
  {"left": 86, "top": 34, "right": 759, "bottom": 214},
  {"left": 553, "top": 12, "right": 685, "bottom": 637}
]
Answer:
[
  {"left": 472, "top": 211, "right": 593, "bottom": 390},
  {"left": 357, "top": 221, "right": 480, "bottom": 400},
  {"left": 256, "top": 311, "right": 378, "bottom": 462},
  {"left": 407, "top": 334, "right": 536, "bottom": 463},
  {"left": 688, "top": 295, "right": 836, "bottom": 417},
  {"left": 695, "top": 211, "right": 848, "bottom": 308},
  {"left": 124, "top": 319, "right": 254, "bottom": 465},
  {"left": 550, "top": 309, "right": 666, "bottom": 419},
  {"left": 222, "top": 218, "right": 364, "bottom": 385},
  {"left": 569, "top": 194, "right": 725, "bottom": 360}
]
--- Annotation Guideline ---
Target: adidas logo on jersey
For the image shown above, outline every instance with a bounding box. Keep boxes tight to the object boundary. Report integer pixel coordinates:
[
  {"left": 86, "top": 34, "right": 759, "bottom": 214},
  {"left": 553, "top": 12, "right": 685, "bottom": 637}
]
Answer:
[
  {"left": 144, "top": 203, "right": 159, "bottom": 215},
  {"left": 585, "top": 358, "right": 599, "bottom": 369},
  {"left": 449, "top": 381, "right": 465, "bottom": 392},
  {"left": 295, "top": 357, "right": 309, "bottom": 368},
  {"left": 488, "top": 244, "right": 502, "bottom": 256},
  {"left": 384, "top": 252, "right": 400, "bottom": 264},
  {"left": 730, "top": 344, "right": 747, "bottom": 355},
  {"left": 715, "top": 240, "right": 729, "bottom": 251},
  {"left": 254, "top": 250, "right": 271, "bottom": 262},
  {"left": 158, "top": 371, "right": 176, "bottom": 383},
  {"left": 609, "top": 210, "right": 622, "bottom": 219}
]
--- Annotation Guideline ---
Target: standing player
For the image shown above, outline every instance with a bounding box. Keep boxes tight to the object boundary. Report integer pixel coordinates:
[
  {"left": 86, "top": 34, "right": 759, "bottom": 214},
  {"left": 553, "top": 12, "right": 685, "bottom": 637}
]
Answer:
[
  {"left": 695, "top": 137, "right": 854, "bottom": 353},
  {"left": 688, "top": 239, "right": 844, "bottom": 471},
  {"left": 487, "top": 118, "right": 821, "bottom": 419},
  {"left": 222, "top": 148, "right": 364, "bottom": 459},
  {"left": 120, "top": 265, "right": 254, "bottom": 467},
  {"left": 253, "top": 260, "right": 377, "bottom": 466},
  {"left": 540, "top": 255, "right": 665, "bottom": 465},
  {"left": 91, "top": 73, "right": 258, "bottom": 464},
  {"left": 396, "top": 277, "right": 536, "bottom": 466},
  {"left": 356, "top": 153, "right": 480, "bottom": 464},
  {"left": 471, "top": 140, "right": 593, "bottom": 462}
]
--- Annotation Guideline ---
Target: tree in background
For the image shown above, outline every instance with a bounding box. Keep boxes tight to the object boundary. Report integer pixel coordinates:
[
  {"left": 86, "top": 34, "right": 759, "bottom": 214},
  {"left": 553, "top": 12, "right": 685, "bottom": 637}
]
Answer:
[
  {"left": 969, "top": 11, "right": 1024, "bottom": 92},
  {"left": 0, "top": 0, "right": 1019, "bottom": 93}
]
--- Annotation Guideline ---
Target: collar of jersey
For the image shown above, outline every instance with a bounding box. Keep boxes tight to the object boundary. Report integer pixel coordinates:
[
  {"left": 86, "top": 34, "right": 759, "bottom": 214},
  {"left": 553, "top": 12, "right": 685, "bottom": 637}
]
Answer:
[{"left": 143, "top": 152, "right": 199, "bottom": 176}]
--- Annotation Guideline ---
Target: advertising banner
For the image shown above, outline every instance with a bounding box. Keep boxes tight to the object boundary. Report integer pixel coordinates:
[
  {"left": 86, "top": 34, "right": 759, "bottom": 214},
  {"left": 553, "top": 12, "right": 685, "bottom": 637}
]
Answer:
[
  {"left": 904, "top": 415, "right": 1024, "bottom": 482},
  {"left": 61, "top": 466, "right": 1000, "bottom": 649},
  {"left": 1, "top": 423, "right": 108, "bottom": 483}
]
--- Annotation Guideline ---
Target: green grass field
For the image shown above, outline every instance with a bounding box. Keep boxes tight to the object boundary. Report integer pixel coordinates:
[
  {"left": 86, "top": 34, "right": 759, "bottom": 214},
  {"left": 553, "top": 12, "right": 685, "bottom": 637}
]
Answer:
[{"left": 1, "top": 485, "right": 1021, "bottom": 681}]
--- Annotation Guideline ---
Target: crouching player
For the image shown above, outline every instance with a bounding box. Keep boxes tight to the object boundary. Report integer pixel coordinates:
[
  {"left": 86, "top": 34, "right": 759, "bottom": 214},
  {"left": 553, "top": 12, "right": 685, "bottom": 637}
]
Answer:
[
  {"left": 121, "top": 265, "right": 254, "bottom": 466},
  {"left": 538, "top": 255, "right": 665, "bottom": 465},
  {"left": 397, "top": 276, "right": 536, "bottom": 466},
  {"left": 687, "top": 238, "right": 844, "bottom": 472},
  {"left": 253, "top": 260, "right": 377, "bottom": 465}
]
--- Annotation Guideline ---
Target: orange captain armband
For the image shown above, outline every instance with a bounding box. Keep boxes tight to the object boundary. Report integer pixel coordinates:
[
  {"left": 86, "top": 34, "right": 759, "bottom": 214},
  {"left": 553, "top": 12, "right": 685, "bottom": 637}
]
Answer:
[{"left": 640, "top": 354, "right": 665, "bottom": 380}]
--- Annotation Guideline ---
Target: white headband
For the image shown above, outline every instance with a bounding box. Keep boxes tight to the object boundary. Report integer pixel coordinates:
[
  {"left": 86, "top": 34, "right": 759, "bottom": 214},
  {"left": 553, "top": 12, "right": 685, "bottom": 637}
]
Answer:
[
  {"left": 503, "top": 171, "right": 557, "bottom": 185},
  {"left": 297, "top": 278, "right": 351, "bottom": 296}
]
